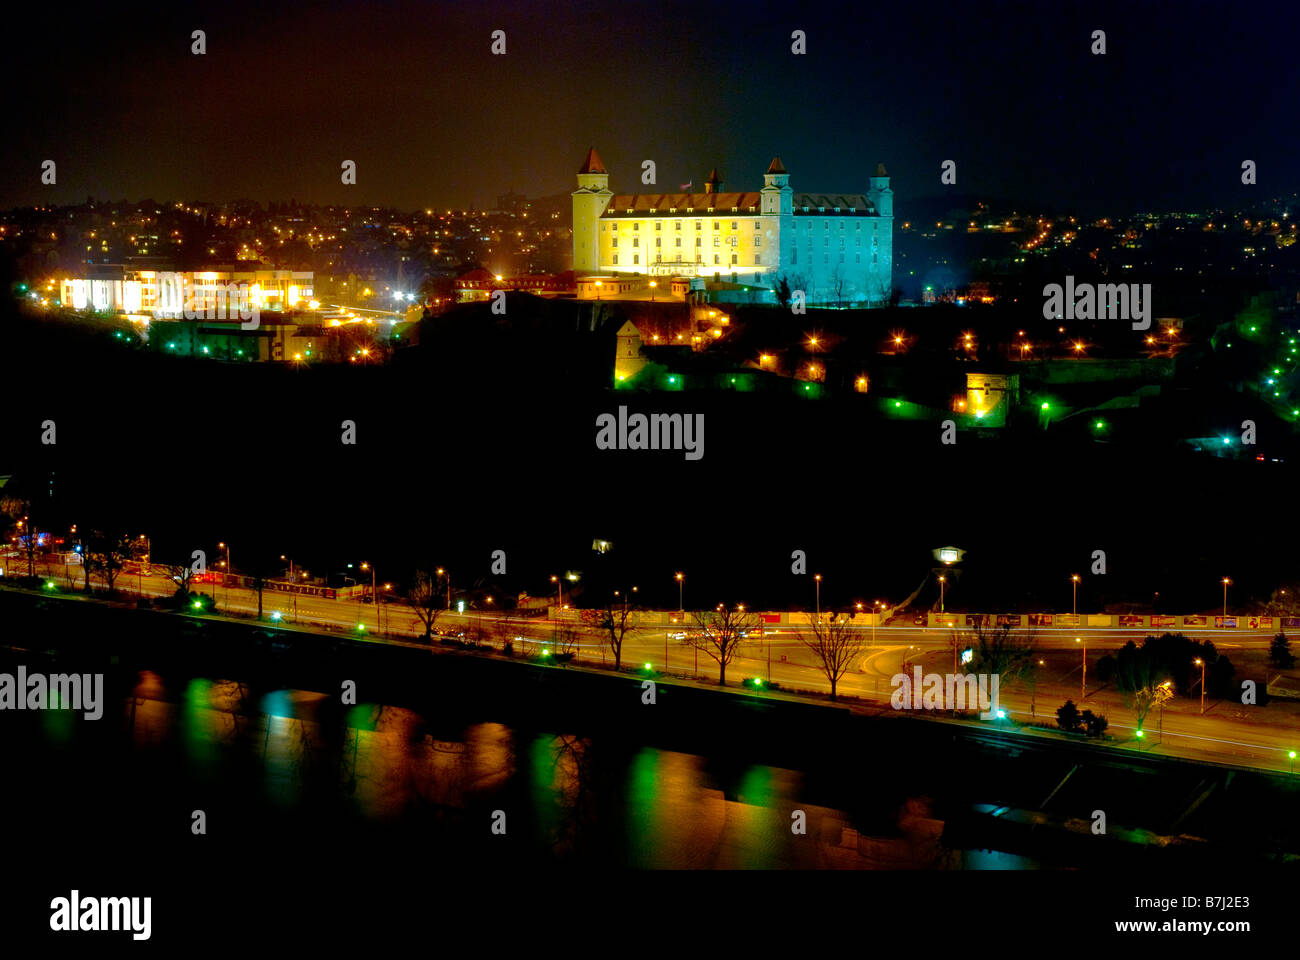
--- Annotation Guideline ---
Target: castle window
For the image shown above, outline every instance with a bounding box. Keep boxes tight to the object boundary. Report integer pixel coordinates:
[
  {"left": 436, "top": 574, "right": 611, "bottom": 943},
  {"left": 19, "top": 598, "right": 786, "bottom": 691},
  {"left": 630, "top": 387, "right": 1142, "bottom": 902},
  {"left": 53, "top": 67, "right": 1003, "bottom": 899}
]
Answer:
[
  {"left": 840, "top": 252, "right": 845, "bottom": 262},
  {"left": 754, "top": 221, "right": 760, "bottom": 228},
  {"left": 731, "top": 253, "right": 738, "bottom": 264},
  {"left": 650, "top": 209, "right": 657, "bottom": 214},
  {"left": 713, "top": 222, "right": 719, "bottom": 229},
  {"left": 731, "top": 222, "right": 737, "bottom": 230},
  {"left": 633, "top": 238, "right": 639, "bottom": 247},
  {"left": 676, "top": 237, "right": 681, "bottom": 246},
  {"left": 626, "top": 209, "right": 633, "bottom": 214},
  {"left": 686, "top": 207, "right": 693, "bottom": 213},
  {"left": 707, "top": 207, "right": 714, "bottom": 213},
  {"left": 834, "top": 207, "right": 840, "bottom": 213},
  {"left": 613, "top": 254, "right": 619, "bottom": 265},
  {"left": 792, "top": 248, "right": 798, "bottom": 264},
  {"left": 818, "top": 207, "right": 824, "bottom": 212},
  {"left": 850, "top": 207, "right": 856, "bottom": 213},
  {"left": 669, "top": 208, "right": 676, "bottom": 213},
  {"left": 731, "top": 207, "right": 738, "bottom": 213},
  {"left": 824, "top": 255, "right": 828, "bottom": 264},
  {"left": 755, "top": 236, "right": 762, "bottom": 247},
  {"left": 873, "top": 253, "right": 878, "bottom": 264},
  {"left": 633, "top": 223, "right": 639, "bottom": 230},
  {"left": 634, "top": 255, "right": 639, "bottom": 264},
  {"left": 856, "top": 253, "right": 860, "bottom": 263},
  {"left": 730, "top": 236, "right": 737, "bottom": 247},
  {"left": 695, "top": 221, "right": 701, "bottom": 229},
  {"left": 749, "top": 206, "right": 756, "bottom": 212},
  {"left": 655, "top": 221, "right": 661, "bottom": 230},
  {"left": 675, "top": 222, "right": 682, "bottom": 230},
  {"left": 714, "top": 254, "right": 720, "bottom": 264},
  {"left": 656, "top": 237, "right": 661, "bottom": 247},
  {"left": 612, "top": 238, "right": 618, "bottom": 248},
  {"left": 714, "top": 237, "right": 720, "bottom": 247},
  {"left": 695, "top": 237, "right": 701, "bottom": 247},
  {"left": 857, "top": 222, "right": 861, "bottom": 230},
  {"left": 802, "top": 206, "right": 809, "bottom": 212}
]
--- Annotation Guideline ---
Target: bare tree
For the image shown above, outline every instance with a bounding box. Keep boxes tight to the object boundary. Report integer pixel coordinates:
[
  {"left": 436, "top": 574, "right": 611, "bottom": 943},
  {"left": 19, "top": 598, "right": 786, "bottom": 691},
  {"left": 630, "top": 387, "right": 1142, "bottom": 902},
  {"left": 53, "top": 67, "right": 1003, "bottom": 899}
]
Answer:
[
  {"left": 686, "top": 604, "right": 761, "bottom": 686},
  {"left": 581, "top": 592, "right": 640, "bottom": 669},
  {"left": 85, "top": 530, "right": 131, "bottom": 595},
  {"left": 407, "top": 568, "right": 447, "bottom": 642},
  {"left": 831, "top": 263, "right": 846, "bottom": 309},
  {"left": 957, "top": 621, "right": 1037, "bottom": 685},
  {"left": 796, "top": 614, "right": 868, "bottom": 700}
]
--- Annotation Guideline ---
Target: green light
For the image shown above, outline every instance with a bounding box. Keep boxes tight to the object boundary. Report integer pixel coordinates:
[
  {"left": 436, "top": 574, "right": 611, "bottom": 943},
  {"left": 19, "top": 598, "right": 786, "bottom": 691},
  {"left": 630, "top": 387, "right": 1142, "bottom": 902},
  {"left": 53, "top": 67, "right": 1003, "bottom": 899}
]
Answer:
[
  {"left": 894, "top": 400, "right": 902, "bottom": 408},
  {"left": 356, "top": 623, "right": 365, "bottom": 632},
  {"left": 1223, "top": 437, "right": 1231, "bottom": 445},
  {"left": 1275, "top": 368, "right": 1282, "bottom": 374},
  {"left": 644, "top": 662, "right": 652, "bottom": 670},
  {"left": 1250, "top": 325, "right": 1257, "bottom": 332},
  {"left": 1094, "top": 420, "right": 1105, "bottom": 429},
  {"left": 668, "top": 376, "right": 676, "bottom": 384},
  {"left": 729, "top": 377, "right": 735, "bottom": 384},
  {"left": 1291, "top": 751, "right": 1297, "bottom": 759},
  {"left": 1040, "top": 401, "right": 1049, "bottom": 410},
  {"left": 541, "top": 648, "right": 550, "bottom": 657},
  {"left": 271, "top": 611, "right": 282, "bottom": 621},
  {"left": 305, "top": 350, "right": 311, "bottom": 357},
  {"left": 1136, "top": 729, "right": 1143, "bottom": 738},
  {"left": 167, "top": 342, "right": 175, "bottom": 349},
  {"left": 192, "top": 600, "right": 203, "bottom": 610},
  {"left": 44, "top": 581, "right": 55, "bottom": 590},
  {"left": 236, "top": 349, "right": 244, "bottom": 356}
]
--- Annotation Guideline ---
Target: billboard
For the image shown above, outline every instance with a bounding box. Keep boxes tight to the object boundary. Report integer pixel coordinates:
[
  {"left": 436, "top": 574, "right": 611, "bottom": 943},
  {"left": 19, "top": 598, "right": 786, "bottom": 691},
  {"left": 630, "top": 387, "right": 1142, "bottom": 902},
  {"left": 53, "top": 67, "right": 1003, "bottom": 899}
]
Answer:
[
  {"left": 1119, "top": 615, "right": 1144, "bottom": 627},
  {"left": 1183, "top": 615, "right": 1207, "bottom": 626},
  {"left": 1028, "top": 614, "right": 1053, "bottom": 626}
]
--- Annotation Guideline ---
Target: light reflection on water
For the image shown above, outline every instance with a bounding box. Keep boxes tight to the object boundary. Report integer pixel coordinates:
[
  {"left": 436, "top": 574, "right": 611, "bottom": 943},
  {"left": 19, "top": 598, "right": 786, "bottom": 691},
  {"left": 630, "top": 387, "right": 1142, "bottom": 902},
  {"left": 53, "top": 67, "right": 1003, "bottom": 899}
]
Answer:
[{"left": 112, "top": 671, "right": 984, "bottom": 868}]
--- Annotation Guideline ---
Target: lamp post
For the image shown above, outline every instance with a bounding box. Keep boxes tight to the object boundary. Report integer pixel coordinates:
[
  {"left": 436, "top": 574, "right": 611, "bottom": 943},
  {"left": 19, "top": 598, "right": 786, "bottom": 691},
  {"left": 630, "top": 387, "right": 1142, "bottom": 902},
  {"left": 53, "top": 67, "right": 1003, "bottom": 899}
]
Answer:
[
  {"left": 938, "top": 575, "right": 946, "bottom": 613},
  {"left": 1290, "top": 750, "right": 1296, "bottom": 775},
  {"left": 1222, "top": 577, "right": 1231, "bottom": 619},
  {"left": 814, "top": 574, "right": 822, "bottom": 621},
  {"left": 437, "top": 567, "right": 448, "bottom": 610},
  {"left": 1158, "top": 680, "right": 1172, "bottom": 743},
  {"left": 675, "top": 572, "right": 684, "bottom": 613},
  {"left": 1194, "top": 657, "right": 1206, "bottom": 714},
  {"left": 1075, "top": 637, "right": 1086, "bottom": 700},
  {"left": 1071, "top": 574, "right": 1080, "bottom": 616}
]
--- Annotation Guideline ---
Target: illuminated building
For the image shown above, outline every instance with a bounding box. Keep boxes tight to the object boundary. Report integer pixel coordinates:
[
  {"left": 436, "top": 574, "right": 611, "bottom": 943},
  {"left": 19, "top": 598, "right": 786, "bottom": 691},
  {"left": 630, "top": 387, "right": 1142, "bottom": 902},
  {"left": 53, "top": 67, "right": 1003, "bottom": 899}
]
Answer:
[
  {"left": 572, "top": 148, "right": 893, "bottom": 306},
  {"left": 59, "top": 266, "right": 313, "bottom": 318}
]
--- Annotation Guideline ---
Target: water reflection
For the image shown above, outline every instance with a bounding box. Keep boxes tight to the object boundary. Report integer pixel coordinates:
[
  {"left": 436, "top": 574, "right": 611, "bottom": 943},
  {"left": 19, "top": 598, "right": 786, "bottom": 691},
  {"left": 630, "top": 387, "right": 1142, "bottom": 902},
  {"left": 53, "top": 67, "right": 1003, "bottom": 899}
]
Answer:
[{"left": 69, "top": 671, "right": 988, "bottom": 868}]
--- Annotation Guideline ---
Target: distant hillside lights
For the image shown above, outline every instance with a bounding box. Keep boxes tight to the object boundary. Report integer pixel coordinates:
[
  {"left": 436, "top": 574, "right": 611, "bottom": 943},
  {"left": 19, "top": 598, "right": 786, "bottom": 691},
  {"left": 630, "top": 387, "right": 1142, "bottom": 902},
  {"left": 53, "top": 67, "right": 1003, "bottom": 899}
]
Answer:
[{"left": 1043, "top": 276, "right": 1151, "bottom": 330}]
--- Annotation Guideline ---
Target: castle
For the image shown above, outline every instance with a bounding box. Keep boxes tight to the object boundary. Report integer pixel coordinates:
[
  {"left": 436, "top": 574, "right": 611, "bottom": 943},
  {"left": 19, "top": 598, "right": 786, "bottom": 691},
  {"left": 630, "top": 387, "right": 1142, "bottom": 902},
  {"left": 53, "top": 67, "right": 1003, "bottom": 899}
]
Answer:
[{"left": 571, "top": 148, "right": 893, "bottom": 306}]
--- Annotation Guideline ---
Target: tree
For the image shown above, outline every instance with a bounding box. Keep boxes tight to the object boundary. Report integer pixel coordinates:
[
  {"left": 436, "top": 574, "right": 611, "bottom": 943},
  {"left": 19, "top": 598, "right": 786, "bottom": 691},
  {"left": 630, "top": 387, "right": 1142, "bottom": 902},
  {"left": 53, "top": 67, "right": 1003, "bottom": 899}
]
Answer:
[
  {"left": 581, "top": 591, "right": 639, "bottom": 669},
  {"left": 1132, "top": 681, "right": 1174, "bottom": 734},
  {"left": 1270, "top": 632, "right": 1296, "bottom": 668},
  {"left": 830, "top": 264, "right": 847, "bottom": 309},
  {"left": 1056, "top": 699, "right": 1082, "bottom": 732},
  {"left": 686, "top": 604, "right": 760, "bottom": 686},
  {"left": 407, "top": 568, "right": 448, "bottom": 642},
  {"left": 84, "top": 529, "right": 131, "bottom": 595},
  {"left": 1080, "top": 709, "right": 1109, "bottom": 738},
  {"left": 773, "top": 275, "right": 793, "bottom": 309},
  {"left": 796, "top": 613, "right": 867, "bottom": 700},
  {"left": 963, "top": 621, "right": 1036, "bottom": 685}
]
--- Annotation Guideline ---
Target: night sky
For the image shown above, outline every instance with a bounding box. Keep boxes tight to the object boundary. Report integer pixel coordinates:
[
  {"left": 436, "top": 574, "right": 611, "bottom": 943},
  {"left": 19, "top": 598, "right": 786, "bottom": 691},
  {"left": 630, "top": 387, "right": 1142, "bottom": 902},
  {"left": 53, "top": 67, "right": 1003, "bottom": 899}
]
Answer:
[{"left": 5, "top": 1, "right": 1297, "bottom": 215}]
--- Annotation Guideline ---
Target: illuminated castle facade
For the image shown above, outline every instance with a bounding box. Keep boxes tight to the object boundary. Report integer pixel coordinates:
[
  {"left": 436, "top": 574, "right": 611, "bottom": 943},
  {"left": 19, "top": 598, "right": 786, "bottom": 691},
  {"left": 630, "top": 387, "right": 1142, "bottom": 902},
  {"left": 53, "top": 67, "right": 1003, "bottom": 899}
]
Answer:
[{"left": 572, "top": 148, "right": 893, "bottom": 306}]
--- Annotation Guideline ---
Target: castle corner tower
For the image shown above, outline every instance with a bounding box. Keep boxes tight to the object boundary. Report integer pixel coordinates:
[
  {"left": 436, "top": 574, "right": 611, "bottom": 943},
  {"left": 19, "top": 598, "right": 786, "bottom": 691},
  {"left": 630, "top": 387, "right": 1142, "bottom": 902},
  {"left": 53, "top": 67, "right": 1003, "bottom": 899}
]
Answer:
[{"left": 572, "top": 147, "right": 612, "bottom": 273}]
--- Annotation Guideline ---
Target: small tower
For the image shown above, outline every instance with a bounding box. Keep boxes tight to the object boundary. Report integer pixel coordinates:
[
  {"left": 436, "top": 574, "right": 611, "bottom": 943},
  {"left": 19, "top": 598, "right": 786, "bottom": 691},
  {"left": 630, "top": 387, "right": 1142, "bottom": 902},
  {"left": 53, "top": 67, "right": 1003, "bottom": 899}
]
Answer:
[
  {"left": 761, "top": 156, "right": 792, "bottom": 214},
  {"left": 704, "top": 168, "right": 723, "bottom": 195},
  {"left": 572, "top": 148, "right": 612, "bottom": 274}
]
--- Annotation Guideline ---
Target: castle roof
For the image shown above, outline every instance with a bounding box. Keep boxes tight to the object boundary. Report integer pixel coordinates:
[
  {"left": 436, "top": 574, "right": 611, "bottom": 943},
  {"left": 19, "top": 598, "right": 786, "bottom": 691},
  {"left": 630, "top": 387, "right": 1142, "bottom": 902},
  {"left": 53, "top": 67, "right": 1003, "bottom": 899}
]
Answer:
[
  {"left": 793, "top": 193, "right": 875, "bottom": 213},
  {"left": 578, "top": 147, "right": 607, "bottom": 175},
  {"left": 875, "top": 163, "right": 888, "bottom": 177},
  {"left": 705, "top": 168, "right": 722, "bottom": 182},
  {"left": 766, "top": 157, "right": 787, "bottom": 174},
  {"left": 601, "top": 192, "right": 763, "bottom": 215}
]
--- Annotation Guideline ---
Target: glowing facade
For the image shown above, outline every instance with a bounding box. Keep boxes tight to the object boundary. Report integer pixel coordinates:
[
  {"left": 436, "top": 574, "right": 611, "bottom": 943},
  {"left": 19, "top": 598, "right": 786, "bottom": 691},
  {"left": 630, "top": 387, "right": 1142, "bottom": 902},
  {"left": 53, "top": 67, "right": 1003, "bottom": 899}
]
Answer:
[{"left": 572, "top": 148, "right": 893, "bottom": 305}]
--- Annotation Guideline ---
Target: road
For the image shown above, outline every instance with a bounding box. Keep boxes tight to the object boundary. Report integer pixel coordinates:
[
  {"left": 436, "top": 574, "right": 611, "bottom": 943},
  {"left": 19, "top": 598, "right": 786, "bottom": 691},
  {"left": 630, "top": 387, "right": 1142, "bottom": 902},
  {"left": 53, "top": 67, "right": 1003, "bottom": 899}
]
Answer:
[{"left": 13, "top": 557, "right": 1300, "bottom": 775}]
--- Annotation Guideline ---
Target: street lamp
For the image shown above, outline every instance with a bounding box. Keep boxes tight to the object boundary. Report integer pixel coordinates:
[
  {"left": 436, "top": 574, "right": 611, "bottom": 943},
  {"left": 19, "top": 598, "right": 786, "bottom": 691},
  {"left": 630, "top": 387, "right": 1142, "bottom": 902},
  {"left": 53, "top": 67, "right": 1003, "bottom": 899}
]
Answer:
[
  {"left": 1071, "top": 574, "right": 1080, "bottom": 616},
  {"left": 1222, "top": 577, "right": 1231, "bottom": 619},
  {"left": 1291, "top": 750, "right": 1297, "bottom": 775},
  {"left": 814, "top": 574, "right": 822, "bottom": 620},
  {"left": 437, "top": 567, "right": 449, "bottom": 609},
  {"left": 675, "top": 572, "right": 684, "bottom": 613},
  {"left": 1075, "top": 637, "right": 1085, "bottom": 701},
  {"left": 938, "top": 574, "right": 946, "bottom": 613},
  {"left": 551, "top": 575, "right": 562, "bottom": 611},
  {"left": 1193, "top": 657, "right": 1206, "bottom": 714}
]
